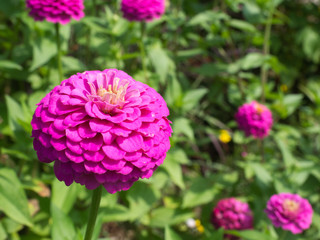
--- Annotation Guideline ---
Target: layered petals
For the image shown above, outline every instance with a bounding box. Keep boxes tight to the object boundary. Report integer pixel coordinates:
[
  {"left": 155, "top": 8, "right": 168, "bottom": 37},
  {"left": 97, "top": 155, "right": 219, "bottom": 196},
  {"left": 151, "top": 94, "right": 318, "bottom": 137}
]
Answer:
[{"left": 31, "top": 69, "right": 172, "bottom": 193}]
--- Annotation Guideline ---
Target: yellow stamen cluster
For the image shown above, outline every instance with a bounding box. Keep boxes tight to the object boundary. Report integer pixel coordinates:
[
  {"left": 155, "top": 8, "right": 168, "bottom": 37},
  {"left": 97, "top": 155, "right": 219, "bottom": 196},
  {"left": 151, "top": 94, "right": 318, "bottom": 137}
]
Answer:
[
  {"left": 283, "top": 199, "right": 300, "bottom": 213},
  {"left": 195, "top": 219, "right": 205, "bottom": 233},
  {"left": 219, "top": 130, "right": 231, "bottom": 143},
  {"left": 95, "top": 77, "right": 129, "bottom": 106},
  {"left": 254, "top": 103, "right": 264, "bottom": 114}
]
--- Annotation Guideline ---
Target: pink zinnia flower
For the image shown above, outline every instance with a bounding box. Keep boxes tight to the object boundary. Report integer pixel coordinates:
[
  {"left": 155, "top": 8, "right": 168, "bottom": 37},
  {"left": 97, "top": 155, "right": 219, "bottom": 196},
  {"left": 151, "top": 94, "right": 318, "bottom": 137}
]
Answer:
[
  {"left": 121, "top": 0, "right": 166, "bottom": 22},
  {"left": 211, "top": 198, "right": 253, "bottom": 239},
  {"left": 26, "top": 0, "right": 85, "bottom": 25},
  {"left": 31, "top": 69, "right": 172, "bottom": 193},
  {"left": 265, "top": 193, "right": 313, "bottom": 234},
  {"left": 235, "top": 101, "right": 273, "bottom": 139}
]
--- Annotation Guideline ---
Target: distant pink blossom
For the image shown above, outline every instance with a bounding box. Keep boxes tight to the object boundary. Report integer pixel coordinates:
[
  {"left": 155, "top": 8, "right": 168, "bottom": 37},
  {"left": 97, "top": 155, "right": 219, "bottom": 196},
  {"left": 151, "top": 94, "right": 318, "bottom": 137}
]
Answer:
[
  {"left": 211, "top": 198, "right": 253, "bottom": 239},
  {"left": 31, "top": 69, "right": 172, "bottom": 193},
  {"left": 26, "top": 0, "right": 85, "bottom": 25},
  {"left": 121, "top": 0, "right": 165, "bottom": 22},
  {"left": 265, "top": 193, "right": 313, "bottom": 234},
  {"left": 235, "top": 101, "right": 273, "bottom": 139}
]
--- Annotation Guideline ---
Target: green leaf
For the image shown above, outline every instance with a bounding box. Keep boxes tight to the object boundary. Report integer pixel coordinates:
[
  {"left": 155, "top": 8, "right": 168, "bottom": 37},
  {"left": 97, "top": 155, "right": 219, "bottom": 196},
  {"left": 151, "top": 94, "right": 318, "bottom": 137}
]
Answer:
[
  {"left": 51, "top": 179, "right": 80, "bottom": 214},
  {"left": 161, "top": 153, "right": 185, "bottom": 189},
  {"left": 30, "top": 38, "right": 57, "bottom": 71},
  {"left": 240, "top": 53, "right": 267, "bottom": 70},
  {"left": 0, "top": 60, "right": 22, "bottom": 71},
  {"left": 127, "top": 182, "right": 160, "bottom": 220},
  {"left": 149, "top": 45, "right": 172, "bottom": 84},
  {"left": 182, "top": 177, "right": 218, "bottom": 208},
  {"left": 173, "top": 118, "right": 194, "bottom": 141},
  {"left": 274, "top": 134, "right": 295, "bottom": 167},
  {"left": 51, "top": 204, "right": 76, "bottom": 240},
  {"left": 182, "top": 88, "right": 208, "bottom": 112},
  {"left": 0, "top": 222, "right": 7, "bottom": 240},
  {"left": 226, "top": 230, "right": 276, "bottom": 240},
  {"left": 165, "top": 226, "right": 182, "bottom": 240},
  {"left": 0, "top": 169, "right": 32, "bottom": 226},
  {"left": 143, "top": 207, "right": 193, "bottom": 228},
  {"left": 62, "top": 56, "right": 85, "bottom": 72},
  {"left": 165, "top": 75, "right": 183, "bottom": 108},
  {"left": 228, "top": 19, "right": 256, "bottom": 32},
  {"left": 251, "top": 163, "right": 272, "bottom": 186},
  {"left": 5, "top": 95, "right": 24, "bottom": 133}
]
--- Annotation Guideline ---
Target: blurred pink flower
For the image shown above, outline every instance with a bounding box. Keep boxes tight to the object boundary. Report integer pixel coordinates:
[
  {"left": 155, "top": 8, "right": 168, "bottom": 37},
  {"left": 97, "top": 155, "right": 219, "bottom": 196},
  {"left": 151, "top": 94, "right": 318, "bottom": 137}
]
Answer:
[
  {"left": 31, "top": 69, "right": 172, "bottom": 193},
  {"left": 235, "top": 101, "right": 273, "bottom": 139},
  {"left": 265, "top": 193, "right": 313, "bottom": 234},
  {"left": 26, "top": 0, "right": 85, "bottom": 25},
  {"left": 121, "top": 0, "right": 165, "bottom": 22},
  {"left": 211, "top": 198, "right": 253, "bottom": 239}
]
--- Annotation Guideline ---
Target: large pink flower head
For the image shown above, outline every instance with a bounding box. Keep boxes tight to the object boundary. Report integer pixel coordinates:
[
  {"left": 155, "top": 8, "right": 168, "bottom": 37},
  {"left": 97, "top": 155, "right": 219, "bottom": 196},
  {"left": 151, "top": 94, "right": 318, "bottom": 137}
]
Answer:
[
  {"left": 235, "top": 101, "right": 273, "bottom": 139},
  {"left": 26, "top": 0, "right": 85, "bottom": 25},
  {"left": 121, "top": 0, "right": 165, "bottom": 22},
  {"left": 265, "top": 193, "right": 313, "bottom": 234},
  {"left": 31, "top": 69, "right": 172, "bottom": 194},
  {"left": 211, "top": 198, "right": 253, "bottom": 239}
]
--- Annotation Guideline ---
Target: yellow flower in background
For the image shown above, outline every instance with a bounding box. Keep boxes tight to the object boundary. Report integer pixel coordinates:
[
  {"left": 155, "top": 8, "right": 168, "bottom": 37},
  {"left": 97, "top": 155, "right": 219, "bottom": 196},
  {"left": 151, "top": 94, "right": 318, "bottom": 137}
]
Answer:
[
  {"left": 195, "top": 219, "right": 205, "bottom": 233},
  {"left": 280, "top": 84, "right": 288, "bottom": 93},
  {"left": 219, "top": 130, "right": 231, "bottom": 143}
]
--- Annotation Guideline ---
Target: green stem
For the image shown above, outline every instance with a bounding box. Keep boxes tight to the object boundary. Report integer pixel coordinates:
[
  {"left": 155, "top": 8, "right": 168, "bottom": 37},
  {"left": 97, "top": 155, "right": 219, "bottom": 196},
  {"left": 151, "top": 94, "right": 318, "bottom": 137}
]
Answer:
[
  {"left": 260, "top": 8, "right": 274, "bottom": 103},
  {"left": 84, "top": 186, "right": 103, "bottom": 240},
  {"left": 93, "top": 0, "right": 98, "bottom": 16},
  {"left": 55, "top": 23, "right": 63, "bottom": 83},
  {"left": 140, "top": 21, "right": 147, "bottom": 80}
]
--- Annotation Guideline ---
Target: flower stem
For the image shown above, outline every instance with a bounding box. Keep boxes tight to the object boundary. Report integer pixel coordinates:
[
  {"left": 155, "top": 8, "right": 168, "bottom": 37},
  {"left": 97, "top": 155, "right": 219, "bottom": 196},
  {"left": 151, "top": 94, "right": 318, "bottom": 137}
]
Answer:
[
  {"left": 140, "top": 21, "right": 147, "bottom": 80},
  {"left": 260, "top": 7, "right": 274, "bottom": 103},
  {"left": 55, "top": 23, "right": 63, "bottom": 83},
  {"left": 84, "top": 185, "right": 103, "bottom": 240}
]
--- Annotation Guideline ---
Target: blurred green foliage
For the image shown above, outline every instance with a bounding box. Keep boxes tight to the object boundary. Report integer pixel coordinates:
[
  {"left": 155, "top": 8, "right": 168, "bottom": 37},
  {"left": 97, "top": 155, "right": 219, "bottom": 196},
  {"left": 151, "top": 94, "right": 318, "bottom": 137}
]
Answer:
[{"left": 1, "top": 0, "right": 320, "bottom": 239}]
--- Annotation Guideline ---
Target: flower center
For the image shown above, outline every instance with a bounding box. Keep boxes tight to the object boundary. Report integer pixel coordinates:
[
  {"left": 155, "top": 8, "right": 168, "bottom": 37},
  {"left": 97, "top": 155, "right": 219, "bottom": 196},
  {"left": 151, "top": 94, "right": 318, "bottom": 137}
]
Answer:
[
  {"left": 96, "top": 78, "right": 128, "bottom": 106},
  {"left": 254, "top": 103, "right": 264, "bottom": 114},
  {"left": 87, "top": 72, "right": 130, "bottom": 112},
  {"left": 283, "top": 199, "right": 300, "bottom": 216}
]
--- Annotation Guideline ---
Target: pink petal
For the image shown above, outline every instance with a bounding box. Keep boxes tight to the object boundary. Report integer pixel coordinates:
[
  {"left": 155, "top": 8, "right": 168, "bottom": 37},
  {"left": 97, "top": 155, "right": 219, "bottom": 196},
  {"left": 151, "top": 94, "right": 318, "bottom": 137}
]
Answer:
[
  {"left": 120, "top": 119, "right": 142, "bottom": 130},
  {"left": 110, "top": 126, "right": 131, "bottom": 137},
  {"left": 66, "top": 127, "right": 82, "bottom": 142},
  {"left": 41, "top": 109, "right": 55, "bottom": 122},
  {"left": 89, "top": 119, "right": 114, "bottom": 133},
  {"left": 102, "top": 143, "right": 126, "bottom": 160},
  {"left": 102, "top": 132, "right": 115, "bottom": 144},
  {"left": 65, "top": 149, "right": 85, "bottom": 163},
  {"left": 101, "top": 158, "right": 126, "bottom": 171},
  {"left": 117, "top": 164, "right": 134, "bottom": 175},
  {"left": 80, "top": 134, "right": 103, "bottom": 151},
  {"left": 38, "top": 132, "right": 52, "bottom": 148},
  {"left": 84, "top": 162, "right": 107, "bottom": 174},
  {"left": 50, "top": 137, "right": 67, "bottom": 151},
  {"left": 131, "top": 155, "right": 150, "bottom": 168},
  {"left": 54, "top": 161, "right": 74, "bottom": 186},
  {"left": 78, "top": 123, "right": 97, "bottom": 138},
  {"left": 116, "top": 133, "right": 143, "bottom": 152},
  {"left": 49, "top": 124, "right": 65, "bottom": 139},
  {"left": 66, "top": 139, "right": 84, "bottom": 154},
  {"left": 124, "top": 151, "right": 142, "bottom": 161},
  {"left": 83, "top": 150, "right": 105, "bottom": 162}
]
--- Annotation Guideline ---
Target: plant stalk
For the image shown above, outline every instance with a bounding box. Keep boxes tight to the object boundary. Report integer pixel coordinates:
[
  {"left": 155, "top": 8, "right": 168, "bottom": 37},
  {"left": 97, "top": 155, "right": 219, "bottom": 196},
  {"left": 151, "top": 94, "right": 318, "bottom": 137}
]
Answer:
[
  {"left": 260, "top": 8, "right": 274, "bottom": 103},
  {"left": 55, "top": 23, "right": 63, "bottom": 83},
  {"left": 140, "top": 21, "right": 147, "bottom": 80},
  {"left": 84, "top": 185, "right": 103, "bottom": 240}
]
